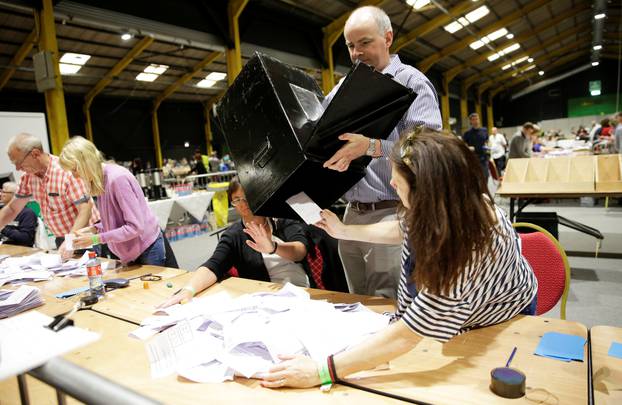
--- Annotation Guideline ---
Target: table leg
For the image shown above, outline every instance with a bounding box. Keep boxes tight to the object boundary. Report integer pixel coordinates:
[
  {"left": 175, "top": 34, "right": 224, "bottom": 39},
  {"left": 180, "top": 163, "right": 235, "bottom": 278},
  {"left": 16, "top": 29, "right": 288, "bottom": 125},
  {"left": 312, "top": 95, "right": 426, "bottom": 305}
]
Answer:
[{"left": 17, "top": 374, "right": 30, "bottom": 405}]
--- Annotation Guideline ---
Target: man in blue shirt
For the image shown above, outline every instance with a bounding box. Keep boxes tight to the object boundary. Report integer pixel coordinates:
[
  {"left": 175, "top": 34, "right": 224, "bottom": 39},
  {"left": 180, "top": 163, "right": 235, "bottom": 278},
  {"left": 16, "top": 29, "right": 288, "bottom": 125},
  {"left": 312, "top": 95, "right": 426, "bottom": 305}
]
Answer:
[
  {"left": 321, "top": 6, "right": 442, "bottom": 298},
  {"left": 463, "top": 113, "right": 489, "bottom": 179},
  {"left": 0, "top": 182, "right": 36, "bottom": 247}
]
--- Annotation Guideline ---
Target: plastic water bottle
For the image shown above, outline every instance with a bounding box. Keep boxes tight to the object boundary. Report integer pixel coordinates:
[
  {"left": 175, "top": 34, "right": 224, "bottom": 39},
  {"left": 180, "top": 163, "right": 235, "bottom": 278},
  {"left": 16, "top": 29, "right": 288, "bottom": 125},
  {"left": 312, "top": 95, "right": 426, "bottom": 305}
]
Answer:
[{"left": 86, "top": 251, "right": 105, "bottom": 297}]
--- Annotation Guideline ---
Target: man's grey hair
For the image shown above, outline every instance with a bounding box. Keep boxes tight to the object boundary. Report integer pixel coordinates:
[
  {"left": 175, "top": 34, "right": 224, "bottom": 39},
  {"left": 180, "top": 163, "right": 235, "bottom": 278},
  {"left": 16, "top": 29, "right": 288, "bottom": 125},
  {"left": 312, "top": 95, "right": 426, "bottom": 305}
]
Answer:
[
  {"left": 469, "top": 113, "right": 479, "bottom": 119},
  {"left": 7, "top": 133, "right": 43, "bottom": 153},
  {"left": 2, "top": 181, "right": 17, "bottom": 193},
  {"left": 348, "top": 6, "right": 393, "bottom": 35}
]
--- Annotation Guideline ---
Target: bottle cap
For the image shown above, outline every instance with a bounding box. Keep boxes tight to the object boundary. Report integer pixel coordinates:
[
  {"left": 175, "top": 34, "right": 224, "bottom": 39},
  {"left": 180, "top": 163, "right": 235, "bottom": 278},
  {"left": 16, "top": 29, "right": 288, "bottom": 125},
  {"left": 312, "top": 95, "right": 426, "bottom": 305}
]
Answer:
[{"left": 88, "top": 251, "right": 96, "bottom": 258}]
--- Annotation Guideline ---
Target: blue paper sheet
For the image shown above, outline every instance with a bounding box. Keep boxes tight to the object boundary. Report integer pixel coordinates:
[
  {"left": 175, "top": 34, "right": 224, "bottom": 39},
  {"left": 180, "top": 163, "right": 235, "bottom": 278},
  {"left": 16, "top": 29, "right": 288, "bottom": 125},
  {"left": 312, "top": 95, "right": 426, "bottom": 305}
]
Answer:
[
  {"left": 608, "top": 342, "right": 622, "bottom": 359},
  {"left": 534, "top": 332, "right": 586, "bottom": 362},
  {"left": 55, "top": 286, "right": 90, "bottom": 299}
]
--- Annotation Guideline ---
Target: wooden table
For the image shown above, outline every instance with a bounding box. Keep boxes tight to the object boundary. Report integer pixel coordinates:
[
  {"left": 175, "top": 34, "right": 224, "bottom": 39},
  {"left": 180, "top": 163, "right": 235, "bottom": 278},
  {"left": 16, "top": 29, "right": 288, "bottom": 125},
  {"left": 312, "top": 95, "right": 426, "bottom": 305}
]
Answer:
[
  {"left": 591, "top": 326, "right": 622, "bottom": 405},
  {"left": 0, "top": 262, "right": 590, "bottom": 405},
  {"left": 0, "top": 244, "right": 40, "bottom": 257}
]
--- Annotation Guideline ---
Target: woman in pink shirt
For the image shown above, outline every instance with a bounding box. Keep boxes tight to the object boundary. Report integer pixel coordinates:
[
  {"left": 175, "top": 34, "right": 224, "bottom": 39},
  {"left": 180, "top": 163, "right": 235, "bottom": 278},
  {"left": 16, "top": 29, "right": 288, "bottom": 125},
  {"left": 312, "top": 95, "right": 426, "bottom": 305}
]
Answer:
[{"left": 59, "top": 136, "right": 175, "bottom": 266}]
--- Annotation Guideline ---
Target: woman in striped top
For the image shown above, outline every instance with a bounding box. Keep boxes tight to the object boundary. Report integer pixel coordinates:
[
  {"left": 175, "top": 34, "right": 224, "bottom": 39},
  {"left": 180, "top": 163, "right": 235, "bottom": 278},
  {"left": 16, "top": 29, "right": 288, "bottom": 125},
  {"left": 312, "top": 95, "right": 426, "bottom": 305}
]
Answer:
[{"left": 260, "top": 127, "right": 537, "bottom": 389}]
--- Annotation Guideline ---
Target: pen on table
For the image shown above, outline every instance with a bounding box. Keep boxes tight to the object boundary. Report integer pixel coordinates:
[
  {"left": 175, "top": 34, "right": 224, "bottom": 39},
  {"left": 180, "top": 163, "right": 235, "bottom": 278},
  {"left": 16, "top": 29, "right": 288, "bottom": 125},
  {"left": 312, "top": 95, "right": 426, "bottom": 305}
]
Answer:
[{"left": 505, "top": 347, "right": 517, "bottom": 368}]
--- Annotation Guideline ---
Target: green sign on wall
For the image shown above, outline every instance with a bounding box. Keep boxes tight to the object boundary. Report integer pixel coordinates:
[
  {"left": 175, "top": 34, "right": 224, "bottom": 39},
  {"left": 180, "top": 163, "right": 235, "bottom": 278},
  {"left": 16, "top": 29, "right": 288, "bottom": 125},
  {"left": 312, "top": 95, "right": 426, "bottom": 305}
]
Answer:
[{"left": 568, "top": 93, "right": 617, "bottom": 117}]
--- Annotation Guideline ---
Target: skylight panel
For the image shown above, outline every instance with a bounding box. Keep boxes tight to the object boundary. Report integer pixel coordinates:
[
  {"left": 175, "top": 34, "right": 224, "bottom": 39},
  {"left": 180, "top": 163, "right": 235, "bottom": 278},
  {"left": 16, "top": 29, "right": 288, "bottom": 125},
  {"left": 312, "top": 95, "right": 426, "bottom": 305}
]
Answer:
[
  {"left": 59, "top": 64, "right": 82, "bottom": 75},
  {"left": 144, "top": 64, "right": 169, "bottom": 75},
  {"left": 444, "top": 6, "right": 489, "bottom": 34},
  {"left": 196, "top": 79, "right": 217, "bottom": 88},
  {"left": 60, "top": 53, "right": 91, "bottom": 65},
  {"left": 406, "top": 0, "right": 430, "bottom": 9},
  {"left": 136, "top": 73, "right": 159, "bottom": 82},
  {"left": 205, "top": 72, "right": 227, "bottom": 81}
]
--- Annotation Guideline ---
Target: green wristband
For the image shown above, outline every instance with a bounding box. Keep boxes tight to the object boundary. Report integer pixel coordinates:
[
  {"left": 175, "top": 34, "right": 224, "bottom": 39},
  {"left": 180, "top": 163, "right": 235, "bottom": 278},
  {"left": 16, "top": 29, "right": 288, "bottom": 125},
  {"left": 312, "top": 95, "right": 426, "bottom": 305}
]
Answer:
[
  {"left": 317, "top": 362, "right": 332, "bottom": 386},
  {"left": 90, "top": 234, "right": 100, "bottom": 246}
]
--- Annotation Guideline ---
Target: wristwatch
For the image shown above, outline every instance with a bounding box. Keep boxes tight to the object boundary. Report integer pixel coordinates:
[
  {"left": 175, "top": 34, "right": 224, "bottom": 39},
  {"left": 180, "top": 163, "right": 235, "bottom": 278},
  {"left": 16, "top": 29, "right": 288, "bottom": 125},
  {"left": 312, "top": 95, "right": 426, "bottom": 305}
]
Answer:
[{"left": 366, "top": 137, "right": 377, "bottom": 156}]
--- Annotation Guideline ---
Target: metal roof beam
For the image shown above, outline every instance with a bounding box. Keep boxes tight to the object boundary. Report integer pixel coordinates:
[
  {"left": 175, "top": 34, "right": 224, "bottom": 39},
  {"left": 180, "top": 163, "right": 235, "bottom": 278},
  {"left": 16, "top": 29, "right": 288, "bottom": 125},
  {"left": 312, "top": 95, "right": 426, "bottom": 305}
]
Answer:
[{"left": 0, "top": 28, "right": 36, "bottom": 91}]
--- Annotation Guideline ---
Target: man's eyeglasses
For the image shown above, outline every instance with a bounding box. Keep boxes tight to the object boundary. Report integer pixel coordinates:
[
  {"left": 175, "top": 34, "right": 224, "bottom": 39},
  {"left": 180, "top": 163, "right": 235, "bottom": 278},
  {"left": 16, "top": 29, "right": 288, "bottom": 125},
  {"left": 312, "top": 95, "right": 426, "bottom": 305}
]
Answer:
[
  {"left": 12, "top": 148, "right": 33, "bottom": 168},
  {"left": 231, "top": 197, "right": 248, "bottom": 207}
]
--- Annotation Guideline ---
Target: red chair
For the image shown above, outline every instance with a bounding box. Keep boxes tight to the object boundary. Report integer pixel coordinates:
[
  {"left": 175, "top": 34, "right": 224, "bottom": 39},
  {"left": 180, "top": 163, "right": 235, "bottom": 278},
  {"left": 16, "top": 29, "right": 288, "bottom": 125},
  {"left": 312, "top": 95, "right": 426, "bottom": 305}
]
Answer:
[{"left": 513, "top": 222, "right": 570, "bottom": 319}]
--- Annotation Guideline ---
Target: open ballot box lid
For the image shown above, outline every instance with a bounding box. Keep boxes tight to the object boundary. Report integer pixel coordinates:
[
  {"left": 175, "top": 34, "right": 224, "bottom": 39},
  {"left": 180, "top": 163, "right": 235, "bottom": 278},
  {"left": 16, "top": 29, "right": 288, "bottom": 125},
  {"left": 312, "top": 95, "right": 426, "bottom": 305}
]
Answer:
[{"left": 217, "top": 52, "right": 417, "bottom": 219}]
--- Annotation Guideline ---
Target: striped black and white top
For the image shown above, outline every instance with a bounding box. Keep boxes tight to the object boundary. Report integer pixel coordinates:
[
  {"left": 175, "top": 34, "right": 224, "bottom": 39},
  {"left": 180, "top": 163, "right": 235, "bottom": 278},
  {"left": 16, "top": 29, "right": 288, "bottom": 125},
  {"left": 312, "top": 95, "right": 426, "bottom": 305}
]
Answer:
[{"left": 394, "top": 205, "right": 538, "bottom": 343}]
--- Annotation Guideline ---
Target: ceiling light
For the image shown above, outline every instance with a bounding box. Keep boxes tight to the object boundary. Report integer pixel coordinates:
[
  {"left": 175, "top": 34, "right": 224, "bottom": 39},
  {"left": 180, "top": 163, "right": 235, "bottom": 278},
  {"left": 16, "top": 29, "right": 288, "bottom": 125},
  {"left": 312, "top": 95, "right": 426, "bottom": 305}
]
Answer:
[
  {"left": 121, "top": 33, "right": 132, "bottom": 41},
  {"left": 593, "top": 45, "right": 602, "bottom": 50},
  {"left": 406, "top": 0, "right": 430, "bottom": 9},
  {"left": 184, "top": 142, "right": 190, "bottom": 148},
  {"left": 594, "top": 13, "right": 606, "bottom": 20},
  {"left": 444, "top": 6, "right": 489, "bottom": 34},
  {"left": 592, "top": 61, "right": 600, "bottom": 67},
  {"left": 205, "top": 72, "right": 227, "bottom": 81},
  {"left": 470, "top": 28, "right": 508, "bottom": 50},
  {"left": 538, "top": 71, "right": 544, "bottom": 76},
  {"left": 465, "top": 6, "right": 489, "bottom": 23},
  {"left": 590, "top": 89, "right": 601, "bottom": 96},
  {"left": 487, "top": 28, "right": 508, "bottom": 41},
  {"left": 523, "top": 65, "right": 536, "bottom": 72},
  {"left": 506, "top": 33, "right": 514, "bottom": 39},
  {"left": 136, "top": 73, "right": 159, "bottom": 82},
  {"left": 501, "top": 43, "right": 520, "bottom": 54},
  {"left": 487, "top": 43, "right": 520, "bottom": 62},
  {"left": 502, "top": 56, "right": 529, "bottom": 70},
  {"left": 60, "top": 53, "right": 91, "bottom": 65},
  {"left": 527, "top": 57, "right": 534, "bottom": 63},
  {"left": 59, "top": 63, "right": 82, "bottom": 75},
  {"left": 144, "top": 64, "right": 169, "bottom": 75},
  {"left": 444, "top": 21, "right": 464, "bottom": 34},
  {"left": 196, "top": 79, "right": 217, "bottom": 88}
]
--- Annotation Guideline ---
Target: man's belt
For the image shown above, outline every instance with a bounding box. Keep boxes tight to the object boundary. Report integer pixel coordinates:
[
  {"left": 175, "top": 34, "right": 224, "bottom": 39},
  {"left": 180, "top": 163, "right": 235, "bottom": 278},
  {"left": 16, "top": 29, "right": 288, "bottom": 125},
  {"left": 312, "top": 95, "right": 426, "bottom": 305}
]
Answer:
[{"left": 349, "top": 200, "right": 399, "bottom": 212}]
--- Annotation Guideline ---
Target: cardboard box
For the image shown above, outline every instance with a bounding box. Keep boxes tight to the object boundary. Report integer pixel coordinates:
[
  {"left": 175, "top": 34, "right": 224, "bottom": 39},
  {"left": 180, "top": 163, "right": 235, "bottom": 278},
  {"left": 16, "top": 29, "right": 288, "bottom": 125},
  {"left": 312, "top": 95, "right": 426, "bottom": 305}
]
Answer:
[
  {"left": 499, "top": 155, "right": 596, "bottom": 194},
  {"left": 595, "top": 154, "right": 622, "bottom": 192}
]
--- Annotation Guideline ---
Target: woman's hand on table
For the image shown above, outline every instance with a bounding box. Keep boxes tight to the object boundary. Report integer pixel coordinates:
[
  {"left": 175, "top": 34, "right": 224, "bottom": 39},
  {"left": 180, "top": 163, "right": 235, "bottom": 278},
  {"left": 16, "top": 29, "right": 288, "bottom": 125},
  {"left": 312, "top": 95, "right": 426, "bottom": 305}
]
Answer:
[
  {"left": 156, "top": 288, "right": 193, "bottom": 308},
  {"left": 260, "top": 354, "right": 321, "bottom": 388}
]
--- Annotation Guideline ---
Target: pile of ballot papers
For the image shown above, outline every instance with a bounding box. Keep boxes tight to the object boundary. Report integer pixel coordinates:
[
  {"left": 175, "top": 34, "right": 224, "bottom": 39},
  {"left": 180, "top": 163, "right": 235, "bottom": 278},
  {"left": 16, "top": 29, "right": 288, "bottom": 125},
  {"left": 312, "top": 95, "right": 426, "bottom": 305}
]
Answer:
[
  {"left": 0, "top": 252, "right": 90, "bottom": 287},
  {"left": 134, "top": 283, "right": 390, "bottom": 383},
  {"left": 0, "top": 285, "right": 44, "bottom": 318}
]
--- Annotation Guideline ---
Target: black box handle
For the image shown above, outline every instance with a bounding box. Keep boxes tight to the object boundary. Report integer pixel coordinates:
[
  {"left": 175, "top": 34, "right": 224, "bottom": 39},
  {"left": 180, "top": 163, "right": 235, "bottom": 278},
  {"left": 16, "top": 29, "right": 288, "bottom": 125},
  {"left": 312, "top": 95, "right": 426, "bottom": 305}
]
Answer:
[{"left": 253, "top": 136, "right": 275, "bottom": 168}]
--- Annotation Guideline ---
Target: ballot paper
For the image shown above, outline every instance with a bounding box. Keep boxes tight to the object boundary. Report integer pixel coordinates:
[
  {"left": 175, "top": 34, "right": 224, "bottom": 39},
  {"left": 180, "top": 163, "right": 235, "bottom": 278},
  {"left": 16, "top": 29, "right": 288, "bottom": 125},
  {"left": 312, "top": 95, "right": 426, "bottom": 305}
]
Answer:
[
  {"left": 0, "top": 311, "right": 99, "bottom": 379},
  {"left": 145, "top": 319, "right": 221, "bottom": 378},
  {"left": 285, "top": 191, "right": 322, "bottom": 224},
  {"left": 140, "top": 283, "right": 391, "bottom": 382},
  {"left": 0, "top": 252, "right": 91, "bottom": 284},
  {"left": 0, "top": 285, "right": 44, "bottom": 318},
  {"left": 64, "top": 234, "right": 93, "bottom": 250}
]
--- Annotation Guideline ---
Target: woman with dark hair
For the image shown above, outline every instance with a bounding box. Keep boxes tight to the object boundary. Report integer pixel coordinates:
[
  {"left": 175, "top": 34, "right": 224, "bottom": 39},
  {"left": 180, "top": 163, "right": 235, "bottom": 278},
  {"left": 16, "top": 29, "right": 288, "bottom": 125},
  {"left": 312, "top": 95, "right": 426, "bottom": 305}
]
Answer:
[
  {"left": 258, "top": 127, "right": 537, "bottom": 389},
  {"left": 158, "top": 177, "right": 311, "bottom": 308}
]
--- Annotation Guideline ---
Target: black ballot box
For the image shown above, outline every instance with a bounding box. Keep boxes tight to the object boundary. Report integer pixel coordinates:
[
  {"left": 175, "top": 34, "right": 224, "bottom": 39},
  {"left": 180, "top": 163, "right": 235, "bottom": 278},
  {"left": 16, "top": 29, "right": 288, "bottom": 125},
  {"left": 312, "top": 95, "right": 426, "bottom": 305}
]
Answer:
[{"left": 216, "top": 52, "right": 417, "bottom": 219}]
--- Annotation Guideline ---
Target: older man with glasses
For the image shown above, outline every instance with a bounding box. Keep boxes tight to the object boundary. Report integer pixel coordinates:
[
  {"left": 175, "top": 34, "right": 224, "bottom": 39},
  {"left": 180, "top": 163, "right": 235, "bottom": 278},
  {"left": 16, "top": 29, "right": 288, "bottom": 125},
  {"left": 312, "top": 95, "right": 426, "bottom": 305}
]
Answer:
[
  {"left": 0, "top": 133, "right": 99, "bottom": 256},
  {"left": 0, "top": 182, "right": 37, "bottom": 247}
]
